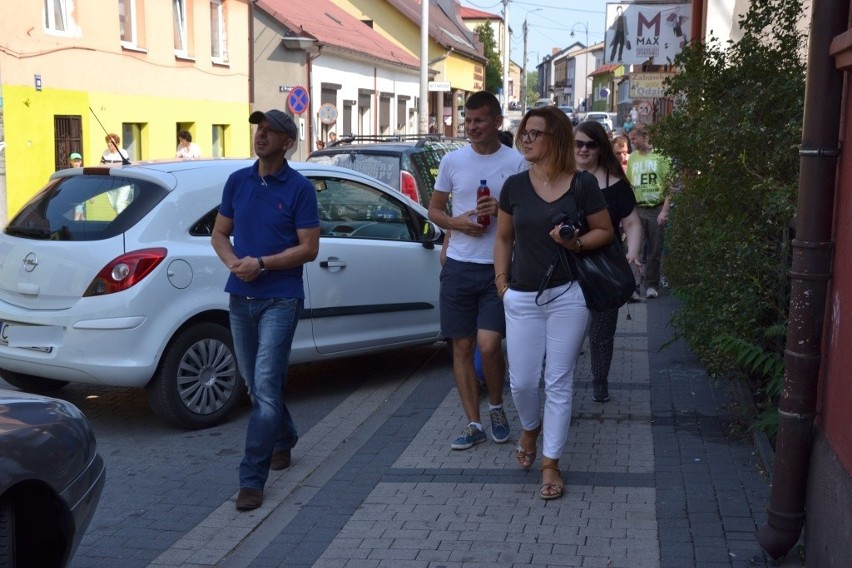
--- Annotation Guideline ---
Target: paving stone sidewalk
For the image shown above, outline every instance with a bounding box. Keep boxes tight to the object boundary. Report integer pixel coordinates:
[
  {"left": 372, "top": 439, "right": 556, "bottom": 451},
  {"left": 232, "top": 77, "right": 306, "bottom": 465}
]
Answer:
[{"left": 151, "top": 294, "right": 803, "bottom": 567}]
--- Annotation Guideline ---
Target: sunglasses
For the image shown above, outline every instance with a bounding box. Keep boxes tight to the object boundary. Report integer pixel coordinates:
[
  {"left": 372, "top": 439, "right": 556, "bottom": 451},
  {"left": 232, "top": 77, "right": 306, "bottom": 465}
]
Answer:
[
  {"left": 575, "top": 140, "right": 600, "bottom": 150},
  {"left": 519, "top": 129, "right": 548, "bottom": 142}
]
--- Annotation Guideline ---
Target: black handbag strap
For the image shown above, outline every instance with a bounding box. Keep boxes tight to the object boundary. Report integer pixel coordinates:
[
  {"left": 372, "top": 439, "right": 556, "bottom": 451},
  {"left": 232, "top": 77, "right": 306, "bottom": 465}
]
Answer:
[{"left": 535, "top": 174, "right": 578, "bottom": 306}]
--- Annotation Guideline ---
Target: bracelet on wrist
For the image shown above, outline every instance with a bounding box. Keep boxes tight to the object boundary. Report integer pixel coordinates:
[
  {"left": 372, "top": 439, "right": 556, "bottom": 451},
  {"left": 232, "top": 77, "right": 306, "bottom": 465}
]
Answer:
[
  {"left": 495, "top": 272, "right": 508, "bottom": 284},
  {"left": 574, "top": 237, "right": 583, "bottom": 253}
]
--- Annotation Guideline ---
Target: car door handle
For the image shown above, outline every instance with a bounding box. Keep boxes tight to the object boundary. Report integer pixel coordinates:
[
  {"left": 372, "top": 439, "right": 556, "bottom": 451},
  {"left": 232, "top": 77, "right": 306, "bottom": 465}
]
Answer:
[{"left": 320, "top": 258, "right": 347, "bottom": 269}]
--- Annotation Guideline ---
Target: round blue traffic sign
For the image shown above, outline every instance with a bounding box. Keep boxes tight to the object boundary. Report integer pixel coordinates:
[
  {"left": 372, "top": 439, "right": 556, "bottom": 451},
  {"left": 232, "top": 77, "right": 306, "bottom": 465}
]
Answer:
[{"left": 287, "top": 86, "right": 310, "bottom": 115}]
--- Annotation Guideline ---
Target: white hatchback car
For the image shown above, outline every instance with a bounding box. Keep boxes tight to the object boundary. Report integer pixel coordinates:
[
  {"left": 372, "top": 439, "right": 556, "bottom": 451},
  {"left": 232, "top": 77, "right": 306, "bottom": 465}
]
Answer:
[
  {"left": 0, "top": 160, "right": 444, "bottom": 428},
  {"left": 584, "top": 112, "right": 614, "bottom": 132}
]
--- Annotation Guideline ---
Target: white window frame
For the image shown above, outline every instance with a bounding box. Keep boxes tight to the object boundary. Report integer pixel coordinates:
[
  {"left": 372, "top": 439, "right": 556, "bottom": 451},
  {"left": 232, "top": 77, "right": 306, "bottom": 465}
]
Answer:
[
  {"left": 173, "top": 0, "right": 188, "bottom": 57},
  {"left": 210, "top": 0, "right": 228, "bottom": 63},
  {"left": 44, "top": 0, "right": 69, "bottom": 33},
  {"left": 119, "top": 0, "right": 138, "bottom": 48}
]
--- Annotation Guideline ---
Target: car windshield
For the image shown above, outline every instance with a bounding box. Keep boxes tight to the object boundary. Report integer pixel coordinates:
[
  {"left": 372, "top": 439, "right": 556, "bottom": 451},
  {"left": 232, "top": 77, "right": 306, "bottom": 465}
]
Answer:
[{"left": 5, "top": 175, "right": 168, "bottom": 241}]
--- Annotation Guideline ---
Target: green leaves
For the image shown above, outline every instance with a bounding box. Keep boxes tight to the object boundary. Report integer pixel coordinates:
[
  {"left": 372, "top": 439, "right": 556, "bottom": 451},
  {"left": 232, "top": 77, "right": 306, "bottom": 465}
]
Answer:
[{"left": 653, "top": 0, "right": 806, "bottom": 440}]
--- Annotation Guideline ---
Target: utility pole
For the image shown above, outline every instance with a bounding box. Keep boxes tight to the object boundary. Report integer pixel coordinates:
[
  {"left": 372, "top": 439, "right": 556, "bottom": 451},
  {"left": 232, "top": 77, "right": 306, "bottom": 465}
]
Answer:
[
  {"left": 521, "top": 19, "right": 528, "bottom": 114},
  {"left": 418, "top": 0, "right": 429, "bottom": 134},
  {"left": 521, "top": 9, "right": 542, "bottom": 115},
  {"left": 501, "top": 0, "right": 510, "bottom": 119}
]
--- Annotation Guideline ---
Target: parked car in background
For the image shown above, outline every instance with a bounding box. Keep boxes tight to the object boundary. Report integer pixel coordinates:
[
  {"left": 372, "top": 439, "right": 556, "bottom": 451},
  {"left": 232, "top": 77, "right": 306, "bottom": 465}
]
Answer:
[
  {"left": 0, "top": 390, "right": 105, "bottom": 567},
  {"left": 0, "top": 160, "right": 444, "bottom": 429},
  {"left": 558, "top": 105, "right": 579, "bottom": 126},
  {"left": 533, "top": 98, "right": 555, "bottom": 109},
  {"left": 584, "top": 112, "right": 614, "bottom": 132},
  {"left": 307, "top": 135, "right": 467, "bottom": 209}
]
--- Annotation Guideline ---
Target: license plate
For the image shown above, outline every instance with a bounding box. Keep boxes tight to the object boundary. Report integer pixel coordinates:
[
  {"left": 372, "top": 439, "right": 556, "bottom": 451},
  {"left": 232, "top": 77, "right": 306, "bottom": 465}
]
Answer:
[{"left": 0, "top": 321, "right": 58, "bottom": 353}]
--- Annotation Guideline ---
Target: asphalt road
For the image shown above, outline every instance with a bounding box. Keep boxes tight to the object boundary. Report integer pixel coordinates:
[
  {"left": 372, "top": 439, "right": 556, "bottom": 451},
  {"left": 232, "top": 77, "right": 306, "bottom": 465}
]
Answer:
[{"left": 0, "top": 343, "right": 449, "bottom": 568}]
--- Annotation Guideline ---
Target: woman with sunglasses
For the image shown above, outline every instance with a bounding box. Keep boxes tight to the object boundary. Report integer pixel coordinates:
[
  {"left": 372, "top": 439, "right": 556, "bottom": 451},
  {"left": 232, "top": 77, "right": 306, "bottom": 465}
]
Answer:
[
  {"left": 574, "top": 121, "right": 643, "bottom": 403},
  {"left": 494, "top": 106, "right": 613, "bottom": 500}
]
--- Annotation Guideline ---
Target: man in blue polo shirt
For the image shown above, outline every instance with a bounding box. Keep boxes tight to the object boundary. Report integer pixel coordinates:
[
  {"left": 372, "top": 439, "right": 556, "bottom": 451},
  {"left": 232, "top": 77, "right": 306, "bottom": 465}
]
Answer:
[{"left": 212, "top": 109, "right": 320, "bottom": 511}]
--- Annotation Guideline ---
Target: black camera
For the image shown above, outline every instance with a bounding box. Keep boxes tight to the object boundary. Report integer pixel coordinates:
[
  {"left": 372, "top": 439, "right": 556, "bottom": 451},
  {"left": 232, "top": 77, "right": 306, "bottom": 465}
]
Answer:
[{"left": 551, "top": 210, "right": 587, "bottom": 240}]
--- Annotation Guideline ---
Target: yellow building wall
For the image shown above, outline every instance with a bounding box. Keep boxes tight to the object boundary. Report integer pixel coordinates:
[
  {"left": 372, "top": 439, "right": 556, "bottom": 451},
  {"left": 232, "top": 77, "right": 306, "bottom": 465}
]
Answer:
[
  {"left": 2, "top": 86, "right": 249, "bottom": 216},
  {"left": 332, "top": 0, "right": 483, "bottom": 90},
  {"left": 0, "top": 0, "right": 251, "bottom": 218}
]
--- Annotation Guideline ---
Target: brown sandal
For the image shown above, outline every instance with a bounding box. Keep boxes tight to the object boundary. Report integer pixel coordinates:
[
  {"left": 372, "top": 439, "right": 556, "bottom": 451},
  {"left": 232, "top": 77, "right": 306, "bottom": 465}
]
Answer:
[
  {"left": 515, "top": 426, "right": 541, "bottom": 469},
  {"left": 539, "top": 462, "right": 564, "bottom": 500}
]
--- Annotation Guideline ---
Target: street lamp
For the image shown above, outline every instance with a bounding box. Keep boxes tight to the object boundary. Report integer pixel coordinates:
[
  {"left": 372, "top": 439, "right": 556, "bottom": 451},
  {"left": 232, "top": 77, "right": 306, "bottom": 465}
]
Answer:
[
  {"left": 521, "top": 9, "right": 543, "bottom": 114},
  {"left": 570, "top": 22, "right": 589, "bottom": 112}
]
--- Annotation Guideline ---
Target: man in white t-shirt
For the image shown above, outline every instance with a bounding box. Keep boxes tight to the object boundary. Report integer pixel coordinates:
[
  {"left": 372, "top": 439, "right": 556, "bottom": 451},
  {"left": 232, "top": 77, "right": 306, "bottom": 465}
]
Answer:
[{"left": 428, "top": 91, "right": 528, "bottom": 451}]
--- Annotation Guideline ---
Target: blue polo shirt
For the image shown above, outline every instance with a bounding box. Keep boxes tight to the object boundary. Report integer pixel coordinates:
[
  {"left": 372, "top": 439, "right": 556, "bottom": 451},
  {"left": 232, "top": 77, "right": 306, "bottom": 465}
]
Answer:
[{"left": 218, "top": 161, "right": 319, "bottom": 299}]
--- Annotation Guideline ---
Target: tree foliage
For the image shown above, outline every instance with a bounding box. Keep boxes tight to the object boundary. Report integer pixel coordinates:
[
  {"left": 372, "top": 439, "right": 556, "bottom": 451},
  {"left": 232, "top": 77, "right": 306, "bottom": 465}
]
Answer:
[
  {"left": 475, "top": 23, "right": 503, "bottom": 94},
  {"left": 651, "top": 0, "right": 806, "bottom": 392},
  {"left": 526, "top": 70, "right": 539, "bottom": 104}
]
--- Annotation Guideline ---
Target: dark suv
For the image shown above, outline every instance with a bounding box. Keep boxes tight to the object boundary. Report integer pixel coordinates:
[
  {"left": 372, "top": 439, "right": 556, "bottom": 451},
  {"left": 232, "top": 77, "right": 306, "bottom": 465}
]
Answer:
[{"left": 307, "top": 135, "right": 467, "bottom": 208}]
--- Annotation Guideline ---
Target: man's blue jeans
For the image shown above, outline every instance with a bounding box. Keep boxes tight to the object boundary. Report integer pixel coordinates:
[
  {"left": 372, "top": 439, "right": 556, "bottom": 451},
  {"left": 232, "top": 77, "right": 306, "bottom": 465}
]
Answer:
[{"left": 229, "top": 295, "right": 302, "bottom": 490}]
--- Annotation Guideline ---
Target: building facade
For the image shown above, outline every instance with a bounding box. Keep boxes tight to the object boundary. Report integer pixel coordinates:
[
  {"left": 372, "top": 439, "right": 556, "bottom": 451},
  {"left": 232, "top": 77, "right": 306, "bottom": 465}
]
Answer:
[{"left": 0, "top": 0, "right": 251, "bottom": 221}]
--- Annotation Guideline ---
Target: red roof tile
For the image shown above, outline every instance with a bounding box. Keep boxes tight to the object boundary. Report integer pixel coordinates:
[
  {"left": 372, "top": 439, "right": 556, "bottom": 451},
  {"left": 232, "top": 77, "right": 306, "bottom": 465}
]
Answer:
[
  {"left": 256, "top": 0, "right": 420, "bottom": 69},
  {"left": 589, "top": 63, "right": 622, "bottom": 76}
]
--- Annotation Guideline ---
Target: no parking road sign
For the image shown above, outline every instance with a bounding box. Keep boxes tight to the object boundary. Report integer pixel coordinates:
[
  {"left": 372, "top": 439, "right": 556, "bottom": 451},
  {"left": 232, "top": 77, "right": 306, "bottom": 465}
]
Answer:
[{"left": 287, "top": 86, "right": 310, "bottom": 115}]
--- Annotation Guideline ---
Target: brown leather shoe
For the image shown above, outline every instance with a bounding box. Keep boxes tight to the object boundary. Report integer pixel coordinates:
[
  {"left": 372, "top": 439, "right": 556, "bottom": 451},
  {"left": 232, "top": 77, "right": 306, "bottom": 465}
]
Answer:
[
  {"left": 235, "top": 488, "right": 263, "bottom": 511},
  {"left": 270, "top": 449, "right": 291, "bottom": 470}
]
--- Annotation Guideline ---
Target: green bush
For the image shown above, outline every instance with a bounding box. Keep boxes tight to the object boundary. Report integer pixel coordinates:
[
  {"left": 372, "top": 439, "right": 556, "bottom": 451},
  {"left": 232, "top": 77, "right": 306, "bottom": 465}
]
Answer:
[{"left": 651, "top": 0, "right": 806, "bottom": 420}]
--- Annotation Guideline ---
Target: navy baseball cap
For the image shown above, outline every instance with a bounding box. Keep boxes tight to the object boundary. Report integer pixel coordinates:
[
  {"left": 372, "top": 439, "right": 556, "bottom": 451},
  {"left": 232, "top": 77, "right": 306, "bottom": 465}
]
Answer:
[{"left": 249, "top": 109, "right": 298, "bottom": 139}]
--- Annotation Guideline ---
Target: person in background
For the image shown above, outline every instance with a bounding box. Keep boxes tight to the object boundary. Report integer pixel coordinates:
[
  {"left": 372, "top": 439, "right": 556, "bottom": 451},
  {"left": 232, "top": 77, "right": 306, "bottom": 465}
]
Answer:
[
  {"left": 428, "top": 90, "right": 527, "bottom": 452},
  {"left": 211, "top": 109, "right": 320, "bottom": 512},
  {"left": 612, "top": 135, "right": 630, "bottom": 173},
  {"left": 627, "top": 124, "right": 671, "bottom": 300},
  {"left": 495, "top": 106, "right": 613, "bottom": 499},
  {"left": 316, "top": 139, "right": 326, "bottom": 150},
  {"left": 100, "top": 133, "right": 129, "bottom": 164},
  {"left": 622, "top": 114, "right": 635, "bottom": 135},
  {"left": 70, "top": 152, "right": 85, "bottom": 220},
  {"left": 328, "top": 132, "right": 338, "bottom": 146},
  {"left": 575, "top": 121, "right": 642, "bottom": 402},
  {"left": 176, "top": 130, "right": 201, "bottom": 159}
]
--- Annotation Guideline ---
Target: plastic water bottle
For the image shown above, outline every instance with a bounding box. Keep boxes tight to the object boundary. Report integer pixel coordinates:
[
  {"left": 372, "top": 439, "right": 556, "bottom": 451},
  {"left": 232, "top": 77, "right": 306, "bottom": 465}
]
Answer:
[{"left": 476, "top": 179, "right": 490, "bottom": 227}]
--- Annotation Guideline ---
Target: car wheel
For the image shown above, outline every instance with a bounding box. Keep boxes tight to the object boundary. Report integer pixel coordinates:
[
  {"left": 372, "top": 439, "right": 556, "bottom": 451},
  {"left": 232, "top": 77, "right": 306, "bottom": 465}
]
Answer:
[
  {"left": 0, "top": 497, "right": 15, "bottom": 567},
  {"left": 146, "top": 322, "right": 245, "bottom": 430},
  {"left": 0, "top": 369, "right": 68, "bottom": 393}
]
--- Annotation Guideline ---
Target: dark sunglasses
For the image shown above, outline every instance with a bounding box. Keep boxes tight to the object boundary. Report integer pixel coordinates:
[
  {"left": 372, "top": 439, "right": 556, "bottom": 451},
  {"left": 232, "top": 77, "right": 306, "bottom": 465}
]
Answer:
[{"left": 575, "top": 140, "right": 600, "bottom": 150}]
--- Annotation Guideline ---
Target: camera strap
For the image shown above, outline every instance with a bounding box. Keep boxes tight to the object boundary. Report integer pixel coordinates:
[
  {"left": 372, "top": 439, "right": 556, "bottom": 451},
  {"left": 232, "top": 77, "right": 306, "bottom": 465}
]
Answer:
[
  {"left": 535, "top": 247, "right": 576, "bottom": 306},
  {"left": 535, "top": 174, "right": 581, "bottom": 306}
]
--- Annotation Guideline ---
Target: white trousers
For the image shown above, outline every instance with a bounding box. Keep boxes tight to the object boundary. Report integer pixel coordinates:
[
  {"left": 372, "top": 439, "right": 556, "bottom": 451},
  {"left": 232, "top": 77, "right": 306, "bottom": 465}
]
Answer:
[{"left": 503, "top": 282, "right": 589, "bottom": 460}]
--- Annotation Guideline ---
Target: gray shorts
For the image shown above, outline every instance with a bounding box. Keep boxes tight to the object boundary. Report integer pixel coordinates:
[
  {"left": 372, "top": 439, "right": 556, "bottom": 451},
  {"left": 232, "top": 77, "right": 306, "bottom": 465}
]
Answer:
[{"left": 439, "top": 258, "right": 506, "bottom": 338}]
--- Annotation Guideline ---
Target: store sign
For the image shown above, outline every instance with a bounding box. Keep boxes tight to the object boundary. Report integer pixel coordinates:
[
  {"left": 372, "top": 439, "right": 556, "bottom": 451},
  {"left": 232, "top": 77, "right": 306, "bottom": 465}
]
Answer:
[
  {"left": 428, "top": 81, "right": 451, "bottom": 92},
  {"left": 604, "top": 2, "right": 693, "bottom": 65},
  {"left": 629, "top": 72, "right": 675, "bottom": 99}
]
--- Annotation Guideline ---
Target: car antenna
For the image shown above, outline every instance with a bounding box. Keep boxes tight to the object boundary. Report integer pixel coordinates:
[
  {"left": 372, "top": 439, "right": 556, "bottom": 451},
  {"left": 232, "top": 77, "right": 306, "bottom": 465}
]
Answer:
[{"left": 89, "top": 106, "right": 131, "bottom": 165}]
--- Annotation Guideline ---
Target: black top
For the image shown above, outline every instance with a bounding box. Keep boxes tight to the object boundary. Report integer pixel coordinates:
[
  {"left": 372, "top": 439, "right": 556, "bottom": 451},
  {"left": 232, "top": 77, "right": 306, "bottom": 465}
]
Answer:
[
  {"left": 601, "top": 176, "right": 637, "bottom": 230},
  {"left": 499, "top": 170, "right": 607, "bottom": 292}
]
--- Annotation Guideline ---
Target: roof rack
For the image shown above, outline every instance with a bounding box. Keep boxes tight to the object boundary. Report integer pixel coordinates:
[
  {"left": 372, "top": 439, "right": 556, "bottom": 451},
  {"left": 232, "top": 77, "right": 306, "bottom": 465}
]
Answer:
[{"left": 329, "top": 134, "right": 468, "bottom": 148}]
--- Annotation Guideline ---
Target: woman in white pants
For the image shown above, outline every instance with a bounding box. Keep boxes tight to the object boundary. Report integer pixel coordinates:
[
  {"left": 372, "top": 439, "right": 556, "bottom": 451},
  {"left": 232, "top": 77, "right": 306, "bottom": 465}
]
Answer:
[{"left": 494, "top": 106, "right": 613, "bottom": 499}]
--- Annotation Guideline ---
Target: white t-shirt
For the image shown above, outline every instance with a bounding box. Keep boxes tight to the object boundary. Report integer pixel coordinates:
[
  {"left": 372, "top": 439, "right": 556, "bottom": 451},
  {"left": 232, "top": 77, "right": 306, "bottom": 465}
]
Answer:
[
  {"left": 101, "top": 147, "right": 129, "bottom": 164},
  {"left": 434, "top": 144, "right": 528, "bottom": 264},
  {"left": 176, "top": 142, "right": 201, "bottom": 159}
]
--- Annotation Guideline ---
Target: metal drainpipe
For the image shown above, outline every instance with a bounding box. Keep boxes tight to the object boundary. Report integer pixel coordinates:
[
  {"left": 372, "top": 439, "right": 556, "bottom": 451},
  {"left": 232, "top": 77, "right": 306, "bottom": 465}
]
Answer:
[{"left": 755, "top": 0, "right": 847, "bottom": 559}]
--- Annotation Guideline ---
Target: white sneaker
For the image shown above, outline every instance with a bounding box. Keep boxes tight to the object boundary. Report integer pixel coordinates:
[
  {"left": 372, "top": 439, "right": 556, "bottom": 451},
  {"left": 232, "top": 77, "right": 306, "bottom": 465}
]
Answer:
[
  {"left": 646, "top": 287, "right": 659, "bottom": 299},
  {"left": 630, "top": 291, "right": 642, "bottom": 302}
]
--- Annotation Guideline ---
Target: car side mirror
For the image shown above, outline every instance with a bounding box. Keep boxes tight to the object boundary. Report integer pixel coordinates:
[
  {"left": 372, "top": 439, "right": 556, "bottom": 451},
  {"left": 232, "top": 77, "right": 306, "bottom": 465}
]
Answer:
[{"left": 420, "top": 220, "right": 442, "bottom": 249}]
